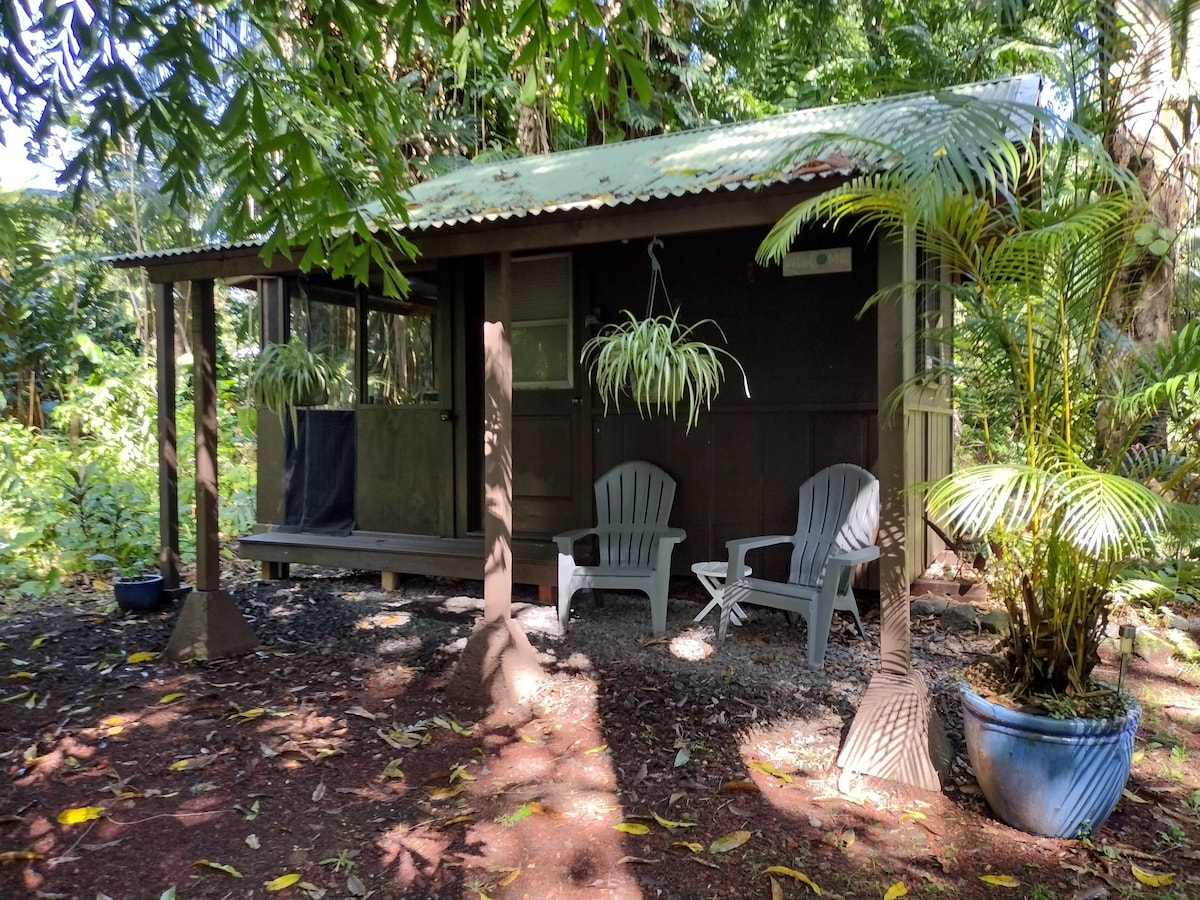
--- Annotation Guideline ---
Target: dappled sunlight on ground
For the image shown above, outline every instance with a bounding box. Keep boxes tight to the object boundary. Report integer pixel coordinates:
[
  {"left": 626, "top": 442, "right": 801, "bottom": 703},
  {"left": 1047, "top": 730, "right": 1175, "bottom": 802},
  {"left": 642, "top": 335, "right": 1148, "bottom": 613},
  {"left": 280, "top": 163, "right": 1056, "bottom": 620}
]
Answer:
[
  {"left": 666, "top": 628, "right": 715, "bottom": 661},
  {"left": 3, "top": 571, "right": 1199, "bottom": 898},
  {"left": 464, "top": 679, "right": 641, "bottom": 897},
  {"left": 358, "top": 666, "right": 646, "bottom": 898}
]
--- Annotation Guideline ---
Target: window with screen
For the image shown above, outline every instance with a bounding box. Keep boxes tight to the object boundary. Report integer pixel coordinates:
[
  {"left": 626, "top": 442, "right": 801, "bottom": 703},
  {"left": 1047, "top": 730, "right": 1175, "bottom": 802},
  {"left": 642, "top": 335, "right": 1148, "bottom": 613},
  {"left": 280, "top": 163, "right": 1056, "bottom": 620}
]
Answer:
[
  {"left": 366, "top": 303, "right": 437, "bottom": 405},
  {"left": 511, "top": 253, "right": 572, "bottom": 389},
  {"left": 289, "top": 280, "right": 356, "bottom": 407}
]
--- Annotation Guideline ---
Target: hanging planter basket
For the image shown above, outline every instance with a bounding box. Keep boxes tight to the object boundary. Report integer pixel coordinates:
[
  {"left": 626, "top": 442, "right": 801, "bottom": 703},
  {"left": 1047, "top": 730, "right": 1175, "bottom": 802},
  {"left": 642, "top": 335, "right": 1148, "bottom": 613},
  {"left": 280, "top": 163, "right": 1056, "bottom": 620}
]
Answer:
[
  {"left": 581, "top": 238, "right": 748, "bottom": 431},
  {"left": 248, "top": 336, "right": 336, "bottom": 434}
]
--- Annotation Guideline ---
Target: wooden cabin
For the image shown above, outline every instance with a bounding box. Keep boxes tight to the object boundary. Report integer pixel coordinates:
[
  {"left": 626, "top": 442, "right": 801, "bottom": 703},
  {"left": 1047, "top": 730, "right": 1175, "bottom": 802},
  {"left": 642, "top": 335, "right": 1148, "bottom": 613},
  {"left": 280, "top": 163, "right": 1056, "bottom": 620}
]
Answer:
[{"left": 114, "top": 75, "right": 1044, "bottom": 608}]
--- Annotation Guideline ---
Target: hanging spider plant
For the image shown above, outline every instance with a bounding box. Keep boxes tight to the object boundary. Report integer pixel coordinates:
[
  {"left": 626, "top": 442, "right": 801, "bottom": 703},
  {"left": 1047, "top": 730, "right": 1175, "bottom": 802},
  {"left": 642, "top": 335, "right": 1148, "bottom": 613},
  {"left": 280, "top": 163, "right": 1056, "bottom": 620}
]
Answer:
[
  {"left": 248, "top": 336, "right": 336, "bottom": 434},
  {"left": 581, "top": 309, "right": 748, "bottom": 431},
  {"left": 580, "top": 238, "right": 749, "bottom": 432}
]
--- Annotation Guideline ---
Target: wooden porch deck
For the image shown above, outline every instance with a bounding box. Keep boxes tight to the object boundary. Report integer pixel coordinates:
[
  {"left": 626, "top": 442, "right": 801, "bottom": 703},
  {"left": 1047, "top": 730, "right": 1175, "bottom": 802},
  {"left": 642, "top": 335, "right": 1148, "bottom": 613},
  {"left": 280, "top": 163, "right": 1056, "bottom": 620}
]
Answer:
[{"left": 236, "top": 529, "right": 559, "bottom": 590}]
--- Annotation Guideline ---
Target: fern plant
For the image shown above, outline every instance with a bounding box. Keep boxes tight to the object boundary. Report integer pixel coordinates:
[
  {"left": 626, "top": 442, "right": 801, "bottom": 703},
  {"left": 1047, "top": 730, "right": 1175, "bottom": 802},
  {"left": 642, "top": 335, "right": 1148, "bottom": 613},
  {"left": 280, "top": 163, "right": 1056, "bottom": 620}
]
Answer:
[{"left": 248, "top": 336, "right": 335, "bottom": 434}]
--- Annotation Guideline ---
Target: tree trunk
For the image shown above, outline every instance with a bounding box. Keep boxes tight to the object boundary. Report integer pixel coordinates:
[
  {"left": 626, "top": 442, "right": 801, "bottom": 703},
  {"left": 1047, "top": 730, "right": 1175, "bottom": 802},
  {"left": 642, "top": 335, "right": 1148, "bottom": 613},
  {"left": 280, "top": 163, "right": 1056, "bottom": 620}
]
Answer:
[
  {"left": 517, "top": 73, "right": 549, "bottom": 155},
  {"left": 1104, "top": 0, "right": 1196, "bottom": 343}
]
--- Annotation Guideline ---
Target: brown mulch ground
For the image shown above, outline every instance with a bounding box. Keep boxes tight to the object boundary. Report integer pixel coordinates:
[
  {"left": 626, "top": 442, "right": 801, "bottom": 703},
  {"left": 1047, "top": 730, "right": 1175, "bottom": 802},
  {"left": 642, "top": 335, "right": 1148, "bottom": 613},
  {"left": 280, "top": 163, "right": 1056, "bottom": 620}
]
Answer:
[{"left": 1, "top": 563, "right": 1199, "bottom": 900}]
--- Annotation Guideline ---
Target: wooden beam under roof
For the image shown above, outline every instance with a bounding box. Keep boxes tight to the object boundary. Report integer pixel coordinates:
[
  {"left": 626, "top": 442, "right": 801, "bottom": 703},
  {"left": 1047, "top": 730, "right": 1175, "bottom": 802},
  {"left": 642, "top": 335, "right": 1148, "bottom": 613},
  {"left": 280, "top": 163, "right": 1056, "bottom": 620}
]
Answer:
[{"left": 110, "top": 180, "right": 824, "bottom": 284}]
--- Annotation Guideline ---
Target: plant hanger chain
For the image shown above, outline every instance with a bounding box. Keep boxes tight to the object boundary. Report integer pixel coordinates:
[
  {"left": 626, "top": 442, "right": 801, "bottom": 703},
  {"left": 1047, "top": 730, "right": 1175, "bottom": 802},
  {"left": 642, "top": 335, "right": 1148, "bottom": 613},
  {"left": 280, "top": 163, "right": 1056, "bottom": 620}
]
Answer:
[{"left": 645, "top": 237, "right": 676, "bottom": 318}]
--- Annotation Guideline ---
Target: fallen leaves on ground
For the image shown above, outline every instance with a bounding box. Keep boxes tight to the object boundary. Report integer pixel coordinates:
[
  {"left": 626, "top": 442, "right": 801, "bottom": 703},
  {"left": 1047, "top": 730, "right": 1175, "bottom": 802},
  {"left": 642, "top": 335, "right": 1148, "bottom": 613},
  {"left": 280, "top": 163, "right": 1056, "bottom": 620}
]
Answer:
[
  {"left": 1131, "top": 863, "right": 1175, "bottom": 887},
  {"left": 709, "top": 830, "right": 751, "bottom": 853},
  {"left": 765, "top": 865, "right": 822, "bottom": 894},
  {"left": 195, "top": 859, "right": 243, "bottom": 878},
  {"left": 978, "top": 873, "right": 1019, "bottom": 887}
]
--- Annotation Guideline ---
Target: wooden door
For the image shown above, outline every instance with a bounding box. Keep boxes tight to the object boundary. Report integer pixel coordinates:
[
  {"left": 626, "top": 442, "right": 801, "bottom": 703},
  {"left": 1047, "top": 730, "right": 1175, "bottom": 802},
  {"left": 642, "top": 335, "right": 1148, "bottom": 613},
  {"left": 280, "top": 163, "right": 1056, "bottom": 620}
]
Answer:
[
  {"left": 506, "top": 253, "right": 589, "bottom": 537},
  {"left": 355, "top": 297, "right": 454, "bottom": 536}
]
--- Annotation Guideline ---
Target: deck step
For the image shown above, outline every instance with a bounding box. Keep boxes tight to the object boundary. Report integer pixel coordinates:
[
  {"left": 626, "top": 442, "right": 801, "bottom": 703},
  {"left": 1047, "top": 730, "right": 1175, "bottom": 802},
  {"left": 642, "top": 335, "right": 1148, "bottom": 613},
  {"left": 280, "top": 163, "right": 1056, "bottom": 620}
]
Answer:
[{"left": 236, "top": 529, "right": 557, "bottom": 586}]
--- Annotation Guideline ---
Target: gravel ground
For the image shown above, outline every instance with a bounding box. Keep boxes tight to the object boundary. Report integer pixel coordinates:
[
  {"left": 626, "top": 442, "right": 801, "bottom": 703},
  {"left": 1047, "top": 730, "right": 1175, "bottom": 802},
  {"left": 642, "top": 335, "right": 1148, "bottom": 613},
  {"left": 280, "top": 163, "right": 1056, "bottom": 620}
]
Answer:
[{"left": 231, "top": 567, "right": 979, "bottom": 740}]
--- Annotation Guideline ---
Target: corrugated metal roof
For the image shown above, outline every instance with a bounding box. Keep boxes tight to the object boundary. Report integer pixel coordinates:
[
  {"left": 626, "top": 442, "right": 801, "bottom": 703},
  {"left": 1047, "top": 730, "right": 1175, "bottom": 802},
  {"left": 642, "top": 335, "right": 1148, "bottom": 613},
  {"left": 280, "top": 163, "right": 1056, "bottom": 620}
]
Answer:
[
  {"left": 109, "top": 239, "right": 267, "bottom": 263},
  {"left": 396, "top": 74, "right": 1042, "bottom": 232},
  {"left": 114, "top": 75, "right": 1042, "bottom": 265}
]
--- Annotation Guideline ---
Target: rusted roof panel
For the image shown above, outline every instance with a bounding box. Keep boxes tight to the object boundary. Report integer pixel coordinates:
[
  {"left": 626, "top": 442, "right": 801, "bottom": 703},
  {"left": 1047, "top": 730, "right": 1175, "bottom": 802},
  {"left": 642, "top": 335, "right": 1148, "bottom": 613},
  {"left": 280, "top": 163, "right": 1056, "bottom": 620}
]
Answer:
[
  {"left": 395, "top": 74, "right": 1042, "bottom": 232},
  {"left": 114, "top": 75, "right": 1043, "bottom": 265}
]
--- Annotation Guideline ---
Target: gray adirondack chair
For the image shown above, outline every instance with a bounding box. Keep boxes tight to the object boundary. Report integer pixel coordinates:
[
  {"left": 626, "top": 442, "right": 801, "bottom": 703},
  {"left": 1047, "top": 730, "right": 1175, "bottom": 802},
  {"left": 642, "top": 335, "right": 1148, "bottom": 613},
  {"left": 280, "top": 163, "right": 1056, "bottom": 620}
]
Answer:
[
  {"left": 721, "top": 463, "right": 880, "bottom": 669},
  {"left": 554, "top": 461, "right": 686, "bottom": 636}
]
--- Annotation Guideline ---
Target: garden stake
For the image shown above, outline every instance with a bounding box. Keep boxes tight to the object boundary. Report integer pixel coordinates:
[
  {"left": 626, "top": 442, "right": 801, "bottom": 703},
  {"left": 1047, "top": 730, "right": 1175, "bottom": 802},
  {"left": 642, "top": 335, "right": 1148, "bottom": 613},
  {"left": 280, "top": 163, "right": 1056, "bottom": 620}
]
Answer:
[{"left": 1118, "top": 624, "right": 1136, "bottom": 692}]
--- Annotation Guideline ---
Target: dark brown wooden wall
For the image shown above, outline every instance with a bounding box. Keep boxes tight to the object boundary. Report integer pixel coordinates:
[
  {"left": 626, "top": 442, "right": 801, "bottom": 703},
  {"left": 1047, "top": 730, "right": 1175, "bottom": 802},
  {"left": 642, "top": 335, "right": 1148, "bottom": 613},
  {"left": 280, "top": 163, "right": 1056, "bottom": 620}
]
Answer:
[
  {"left": 579, "top": 226, "right": 880, "bottom": 570},
  {"left": 256, "top": 223, "right": 882, "bottom": 586}
]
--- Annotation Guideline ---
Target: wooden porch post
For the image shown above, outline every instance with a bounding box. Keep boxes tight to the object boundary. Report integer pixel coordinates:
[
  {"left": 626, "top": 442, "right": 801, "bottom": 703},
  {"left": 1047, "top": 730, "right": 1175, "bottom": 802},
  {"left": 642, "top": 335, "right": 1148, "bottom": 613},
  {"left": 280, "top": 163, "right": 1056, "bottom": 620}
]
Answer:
[
  {"left": 256, "top": 277, "right": 289, "bottom": 579},
  {"left": 876, "top": 236, "right": 912, "bottom": 678},
  {"left": 154, "top": 282, "right": 181, "bottom": 592},
  {"left": 483, "top": 253, "right": 513, "bottom": 623},
  {"left": 164, "top": 279, "right": 258, "bottom": 661},
  {"left": 193, "top": 277, "right": 221, "bottom": 593},
  {"left": 445, "top": 252, "right": 549, "bottom": 711},
  {"left": 835, "top": 232, "right": 949, "bottom": 792}
]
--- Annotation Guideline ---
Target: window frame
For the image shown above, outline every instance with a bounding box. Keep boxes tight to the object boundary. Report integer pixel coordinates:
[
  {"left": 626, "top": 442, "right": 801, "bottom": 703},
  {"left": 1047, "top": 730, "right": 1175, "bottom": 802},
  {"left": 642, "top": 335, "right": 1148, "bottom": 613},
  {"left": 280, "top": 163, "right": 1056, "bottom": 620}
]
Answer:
[{"left": 510, "top": 252, "right": 574, "bottom": 390}]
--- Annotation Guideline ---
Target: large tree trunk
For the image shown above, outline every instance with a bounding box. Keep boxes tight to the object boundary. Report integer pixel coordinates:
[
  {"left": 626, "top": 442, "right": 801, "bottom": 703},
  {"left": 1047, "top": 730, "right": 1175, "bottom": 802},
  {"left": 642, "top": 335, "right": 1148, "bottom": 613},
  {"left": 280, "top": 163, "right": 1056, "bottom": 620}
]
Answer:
[
  {"left": 517, "top": 95, "right": 549, "bottom": 155},
  {"left": 1104, "top": 0, "right": 1198, "bottom": 343}
]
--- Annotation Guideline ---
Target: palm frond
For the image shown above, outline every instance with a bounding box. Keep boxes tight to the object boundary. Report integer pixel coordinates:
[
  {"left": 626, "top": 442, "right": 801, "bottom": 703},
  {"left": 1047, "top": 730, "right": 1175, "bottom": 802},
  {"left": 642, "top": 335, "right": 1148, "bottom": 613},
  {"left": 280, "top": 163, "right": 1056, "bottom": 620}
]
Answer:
[
  {"left": 925, "top": 464, "right": 1050, "bottom": 537},
  {"left": 1118, "top": 318, "right": 1200, "bottom": 418},
  {"left": 1052, "top": 464, "right": 1166, "bottom": 557}
]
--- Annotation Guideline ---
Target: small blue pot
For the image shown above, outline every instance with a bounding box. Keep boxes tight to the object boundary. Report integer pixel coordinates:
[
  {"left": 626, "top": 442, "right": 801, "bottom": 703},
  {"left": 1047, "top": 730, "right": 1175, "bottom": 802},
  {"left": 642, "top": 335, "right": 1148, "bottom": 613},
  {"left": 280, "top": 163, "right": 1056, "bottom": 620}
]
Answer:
[
  {"left": 959, "top": 683, "right": 1139, "bottom": 838},
  {"left": 114, "top": 574, "right": 165, "bottom": 614}
]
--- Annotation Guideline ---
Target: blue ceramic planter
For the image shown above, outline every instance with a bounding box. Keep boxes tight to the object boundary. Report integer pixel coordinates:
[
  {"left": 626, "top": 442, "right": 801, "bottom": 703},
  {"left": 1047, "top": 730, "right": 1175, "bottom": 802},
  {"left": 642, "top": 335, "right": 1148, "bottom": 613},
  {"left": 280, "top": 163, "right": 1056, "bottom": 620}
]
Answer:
[
  {"left": 959, "top": 683, "right": 1139, "bottom": 838},
  {"left": 114, "top": 574, "right": 165, "bottom": 614}
]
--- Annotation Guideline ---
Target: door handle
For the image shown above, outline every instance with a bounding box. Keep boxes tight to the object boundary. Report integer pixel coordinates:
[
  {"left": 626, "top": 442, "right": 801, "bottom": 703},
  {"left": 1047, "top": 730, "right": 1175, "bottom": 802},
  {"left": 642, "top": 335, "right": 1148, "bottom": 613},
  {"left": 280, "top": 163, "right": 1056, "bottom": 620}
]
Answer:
[{"left": 439, "top": 409, "right": 455, "bottom": 422}]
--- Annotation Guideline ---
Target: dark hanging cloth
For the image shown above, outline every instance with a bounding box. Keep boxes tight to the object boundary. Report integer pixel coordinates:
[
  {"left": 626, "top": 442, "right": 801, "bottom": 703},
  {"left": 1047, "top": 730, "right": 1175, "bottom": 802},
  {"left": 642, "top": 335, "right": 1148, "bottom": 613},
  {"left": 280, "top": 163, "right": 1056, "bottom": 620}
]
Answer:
[{"left": 281, "top": 409, "right": 356, "bottom": 535}]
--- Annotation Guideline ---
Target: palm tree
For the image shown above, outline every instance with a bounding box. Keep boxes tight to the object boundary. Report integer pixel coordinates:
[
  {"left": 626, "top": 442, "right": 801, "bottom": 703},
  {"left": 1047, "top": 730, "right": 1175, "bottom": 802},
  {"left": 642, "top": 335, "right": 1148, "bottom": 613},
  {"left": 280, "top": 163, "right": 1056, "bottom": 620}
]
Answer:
[{"left": 758, "top": 86, "right": 1197, "bottom": 712}]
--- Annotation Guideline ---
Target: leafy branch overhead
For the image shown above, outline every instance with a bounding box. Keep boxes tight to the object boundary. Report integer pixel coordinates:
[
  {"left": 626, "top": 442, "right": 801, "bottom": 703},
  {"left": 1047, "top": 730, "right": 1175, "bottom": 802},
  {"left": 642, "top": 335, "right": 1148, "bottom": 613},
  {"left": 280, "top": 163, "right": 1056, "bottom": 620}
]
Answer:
[{"left": 0, "top": 1, "right": 680, "bottom": 298}]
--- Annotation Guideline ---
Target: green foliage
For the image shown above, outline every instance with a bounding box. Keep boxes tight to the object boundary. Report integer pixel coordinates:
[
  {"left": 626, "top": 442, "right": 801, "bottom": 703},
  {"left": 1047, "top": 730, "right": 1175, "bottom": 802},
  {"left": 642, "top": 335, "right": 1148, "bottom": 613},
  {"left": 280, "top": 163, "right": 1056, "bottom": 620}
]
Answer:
[
  {"left": 0, "top": 420, "right": 69, "bottom": 596},
  {"left": 248, "top": 336, "right": 336, "bottom": 434},
  {"left": 0, "top": 191, "right": 134, "bottom": 428},
  {"left": 0, "top": 326, "right": 258, "bottom": 598},
  {"left": 0, "top": 1, "right": 715, "bottom": 300},
  {"left": 0, "top": 1, "right": 1066, "bottom": 308},
  {"left": 760, "top": 86, "right": 1196, "bottom": 709}
]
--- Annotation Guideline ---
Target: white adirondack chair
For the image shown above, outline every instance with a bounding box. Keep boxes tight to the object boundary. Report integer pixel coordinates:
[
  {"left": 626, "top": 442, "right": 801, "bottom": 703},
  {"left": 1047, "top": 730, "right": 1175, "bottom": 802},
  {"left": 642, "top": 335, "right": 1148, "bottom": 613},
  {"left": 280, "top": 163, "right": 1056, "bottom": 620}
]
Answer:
[
  {"left": 554, "top": 461, "right": 686, "bottom": 636},
  {"left": 721, "top": 463, "right": 880, "bottom": 669}
]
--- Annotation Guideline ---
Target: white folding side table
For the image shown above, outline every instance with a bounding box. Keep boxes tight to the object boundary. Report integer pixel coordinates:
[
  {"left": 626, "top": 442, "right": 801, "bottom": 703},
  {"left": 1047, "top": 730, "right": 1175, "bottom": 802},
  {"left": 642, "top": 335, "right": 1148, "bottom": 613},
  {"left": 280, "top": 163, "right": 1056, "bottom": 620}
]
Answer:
[{"left": 691, "top": 560, "right": 750, "bottom": 626}]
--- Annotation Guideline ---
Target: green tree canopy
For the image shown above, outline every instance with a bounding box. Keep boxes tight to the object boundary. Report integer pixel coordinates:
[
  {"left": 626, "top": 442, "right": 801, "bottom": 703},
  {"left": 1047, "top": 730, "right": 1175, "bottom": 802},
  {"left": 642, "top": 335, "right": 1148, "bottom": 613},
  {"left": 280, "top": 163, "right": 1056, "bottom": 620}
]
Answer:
[{"left": 1, "top": 0, "right": 1069, "bottom": 296}]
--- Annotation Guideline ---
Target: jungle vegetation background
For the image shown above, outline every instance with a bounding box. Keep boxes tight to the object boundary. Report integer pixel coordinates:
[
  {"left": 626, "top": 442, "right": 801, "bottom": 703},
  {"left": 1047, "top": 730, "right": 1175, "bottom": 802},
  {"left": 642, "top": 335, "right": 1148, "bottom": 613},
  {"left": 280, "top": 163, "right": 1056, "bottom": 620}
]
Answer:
[{"left": 0, "top": 0, "right": 1197, "bottom": 606}]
